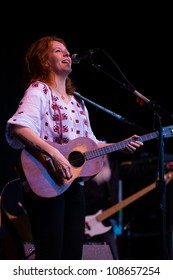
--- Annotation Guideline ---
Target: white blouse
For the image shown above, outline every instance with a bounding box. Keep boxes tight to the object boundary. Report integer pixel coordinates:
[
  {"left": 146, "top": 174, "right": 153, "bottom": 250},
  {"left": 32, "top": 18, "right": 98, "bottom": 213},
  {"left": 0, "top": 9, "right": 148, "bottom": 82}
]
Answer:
[{"left": 6, "top": 81, "right": 100, "bottom": 149}]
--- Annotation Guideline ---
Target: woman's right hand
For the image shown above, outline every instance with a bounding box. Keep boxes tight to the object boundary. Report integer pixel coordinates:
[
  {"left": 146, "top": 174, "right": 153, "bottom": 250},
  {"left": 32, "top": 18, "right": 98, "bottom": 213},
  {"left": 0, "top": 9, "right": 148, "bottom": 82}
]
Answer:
[{"left": 51, "top": 151, "right": 72, "bottom": 180}]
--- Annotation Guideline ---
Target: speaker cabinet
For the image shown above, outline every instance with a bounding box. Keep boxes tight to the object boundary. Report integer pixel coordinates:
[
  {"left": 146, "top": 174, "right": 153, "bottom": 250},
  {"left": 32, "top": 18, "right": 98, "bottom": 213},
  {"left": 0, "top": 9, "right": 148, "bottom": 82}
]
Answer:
[{"left": 82, "top": 242, "right": 113, "bottom": 260}]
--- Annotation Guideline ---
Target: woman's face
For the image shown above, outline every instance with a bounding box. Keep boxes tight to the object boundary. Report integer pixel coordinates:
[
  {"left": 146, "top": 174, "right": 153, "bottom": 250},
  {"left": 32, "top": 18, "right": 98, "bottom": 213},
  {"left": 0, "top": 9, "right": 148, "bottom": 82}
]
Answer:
[{"left": 46, "top": 40, "right": 72, "bottom": 76}]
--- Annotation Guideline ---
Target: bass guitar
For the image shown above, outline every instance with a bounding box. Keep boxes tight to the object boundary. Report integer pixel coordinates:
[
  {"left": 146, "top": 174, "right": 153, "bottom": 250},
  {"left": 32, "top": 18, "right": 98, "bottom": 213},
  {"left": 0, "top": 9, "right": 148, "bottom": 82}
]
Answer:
[
  {"left": 85, "top": 171, "right": 173, "bottom": 237},
  {"left": 21, "top": 125, "right": 173, "bottom": 198}
]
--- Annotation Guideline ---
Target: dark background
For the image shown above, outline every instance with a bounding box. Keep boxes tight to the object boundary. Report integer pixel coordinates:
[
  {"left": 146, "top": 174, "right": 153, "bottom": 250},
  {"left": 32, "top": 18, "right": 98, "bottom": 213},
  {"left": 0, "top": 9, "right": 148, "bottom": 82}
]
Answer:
[{"left": 1, "top": 2, "right": 173, "bottom": 259}]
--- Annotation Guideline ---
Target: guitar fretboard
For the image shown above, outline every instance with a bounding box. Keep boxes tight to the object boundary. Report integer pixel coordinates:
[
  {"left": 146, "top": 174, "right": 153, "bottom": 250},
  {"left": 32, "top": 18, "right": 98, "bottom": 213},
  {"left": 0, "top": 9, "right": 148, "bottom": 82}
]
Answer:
[{"left": 85, "top": 130, "right": 159, "bottom": 160}]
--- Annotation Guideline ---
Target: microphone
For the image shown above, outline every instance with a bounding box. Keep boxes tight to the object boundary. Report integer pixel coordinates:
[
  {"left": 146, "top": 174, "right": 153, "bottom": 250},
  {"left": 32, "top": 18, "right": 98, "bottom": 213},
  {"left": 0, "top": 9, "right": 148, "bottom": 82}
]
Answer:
[{"left": 71, "top": 48, "right": 99, "bottom": 64}]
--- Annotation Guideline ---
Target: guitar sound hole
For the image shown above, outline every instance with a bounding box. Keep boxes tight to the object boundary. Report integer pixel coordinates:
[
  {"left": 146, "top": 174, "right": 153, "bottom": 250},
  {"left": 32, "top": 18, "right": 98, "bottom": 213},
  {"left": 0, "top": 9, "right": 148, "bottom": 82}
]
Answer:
[{"left": 68, "top": 151, "right": 85, "bottom": 167}]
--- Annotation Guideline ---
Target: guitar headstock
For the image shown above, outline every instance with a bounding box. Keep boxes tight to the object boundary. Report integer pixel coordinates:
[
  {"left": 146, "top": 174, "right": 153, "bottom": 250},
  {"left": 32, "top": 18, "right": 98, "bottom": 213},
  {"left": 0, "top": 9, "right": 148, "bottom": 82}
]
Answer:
[{"left": 163, "top": 125, "right": 173, "bottom": 138}]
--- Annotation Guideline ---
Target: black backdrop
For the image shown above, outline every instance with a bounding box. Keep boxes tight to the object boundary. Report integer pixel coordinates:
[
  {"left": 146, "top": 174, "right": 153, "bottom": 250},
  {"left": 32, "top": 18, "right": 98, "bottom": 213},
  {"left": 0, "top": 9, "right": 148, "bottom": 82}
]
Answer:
[
  {"left": 1, "top": 2, "right": 173, "bottom": 259},
  {"left": 1, "top": 2, "right": 173, "bottom": 187}
]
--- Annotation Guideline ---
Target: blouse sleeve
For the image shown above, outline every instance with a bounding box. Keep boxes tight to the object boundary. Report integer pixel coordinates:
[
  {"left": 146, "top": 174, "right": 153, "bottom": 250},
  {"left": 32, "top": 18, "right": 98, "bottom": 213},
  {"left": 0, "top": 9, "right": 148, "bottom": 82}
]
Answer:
[{"left": 5, "top": 83, "right": 47, "bottom": 149}]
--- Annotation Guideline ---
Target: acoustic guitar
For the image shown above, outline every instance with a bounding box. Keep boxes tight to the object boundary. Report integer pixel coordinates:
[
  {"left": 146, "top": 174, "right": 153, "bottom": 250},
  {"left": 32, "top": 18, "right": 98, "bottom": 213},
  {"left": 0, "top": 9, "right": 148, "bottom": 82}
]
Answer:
[{"left": 20, "top": 125, "right": 173, "bottom": 198}]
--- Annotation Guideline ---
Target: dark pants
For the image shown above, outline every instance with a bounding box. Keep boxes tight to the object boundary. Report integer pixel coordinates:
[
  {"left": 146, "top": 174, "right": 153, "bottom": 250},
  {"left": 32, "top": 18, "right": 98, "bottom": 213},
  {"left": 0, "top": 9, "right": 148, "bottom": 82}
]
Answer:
[{"left": 23, "top": 181, "right": 85, "bottom": 260}]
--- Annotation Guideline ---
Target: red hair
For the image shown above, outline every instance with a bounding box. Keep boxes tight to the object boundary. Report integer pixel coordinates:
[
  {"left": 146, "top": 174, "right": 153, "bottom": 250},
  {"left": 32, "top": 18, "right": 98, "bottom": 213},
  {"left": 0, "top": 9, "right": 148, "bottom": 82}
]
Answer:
[{"left": 23, "top": 36, "right": 76, "bottom": 94}]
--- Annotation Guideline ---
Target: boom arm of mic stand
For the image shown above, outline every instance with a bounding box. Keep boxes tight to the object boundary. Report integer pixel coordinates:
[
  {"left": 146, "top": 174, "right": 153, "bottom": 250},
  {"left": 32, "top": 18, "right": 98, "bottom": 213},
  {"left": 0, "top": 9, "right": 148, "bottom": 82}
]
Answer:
[
  {"left": 91, "top": 61, "right": 173, "bottom": 120},
  {"left": 74, "top": 92, "right": 144, "bottom": 131}
]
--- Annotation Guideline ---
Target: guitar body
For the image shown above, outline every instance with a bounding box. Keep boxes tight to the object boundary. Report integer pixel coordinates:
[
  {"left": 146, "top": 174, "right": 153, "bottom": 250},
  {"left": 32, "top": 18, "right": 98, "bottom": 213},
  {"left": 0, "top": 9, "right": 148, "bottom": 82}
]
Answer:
[
  {"left": 21, "top": 137, "right": 103, "bottom": 198},
  {"left": 85, "top": 210, "right": 112, "bottom": 237}
]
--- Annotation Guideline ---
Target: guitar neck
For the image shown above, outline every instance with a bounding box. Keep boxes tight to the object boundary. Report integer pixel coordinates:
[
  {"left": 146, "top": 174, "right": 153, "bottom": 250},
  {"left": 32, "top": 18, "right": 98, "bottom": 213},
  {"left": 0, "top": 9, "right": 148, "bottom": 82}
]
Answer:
[
  {"left": 85, "top": 125, "right": 173, "bottom": 161},
  {"left": 85, "top": 130, "right": 159, "bottom": 160},
  {"left": 97, "top": 172, "right": 173, "bottom": 222}
]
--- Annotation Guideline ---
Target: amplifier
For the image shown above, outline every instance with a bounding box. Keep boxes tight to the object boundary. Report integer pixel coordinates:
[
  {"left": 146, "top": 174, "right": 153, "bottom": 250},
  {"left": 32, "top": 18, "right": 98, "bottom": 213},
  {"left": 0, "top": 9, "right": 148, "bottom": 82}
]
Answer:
[{"left": 82, "top": 242, "right": 113, "bottom": 260}]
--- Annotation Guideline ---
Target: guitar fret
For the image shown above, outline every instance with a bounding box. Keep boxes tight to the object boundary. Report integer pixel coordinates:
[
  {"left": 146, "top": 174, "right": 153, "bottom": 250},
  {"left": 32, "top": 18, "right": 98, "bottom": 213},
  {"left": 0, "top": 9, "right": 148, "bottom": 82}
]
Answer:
[{"left": 141, "top": 131, "right": 158, "bottom": 142}]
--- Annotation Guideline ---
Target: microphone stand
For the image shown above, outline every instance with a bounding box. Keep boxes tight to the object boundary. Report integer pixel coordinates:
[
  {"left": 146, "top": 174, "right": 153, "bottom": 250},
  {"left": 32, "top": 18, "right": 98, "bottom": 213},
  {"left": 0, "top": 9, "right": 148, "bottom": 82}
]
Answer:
[
  {"left": 74, "top": 91, "right": 144, "bottom": 132},
  {"left": 89, "top": 56, "right": 172, "bottom": 259}
]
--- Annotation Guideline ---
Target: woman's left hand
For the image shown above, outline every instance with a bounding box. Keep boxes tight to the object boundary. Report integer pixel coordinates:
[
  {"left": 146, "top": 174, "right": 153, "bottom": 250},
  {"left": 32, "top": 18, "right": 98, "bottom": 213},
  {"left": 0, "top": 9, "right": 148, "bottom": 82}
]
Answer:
[{"left": 123, "top": 134, "right": 143, "bottom": 153}]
